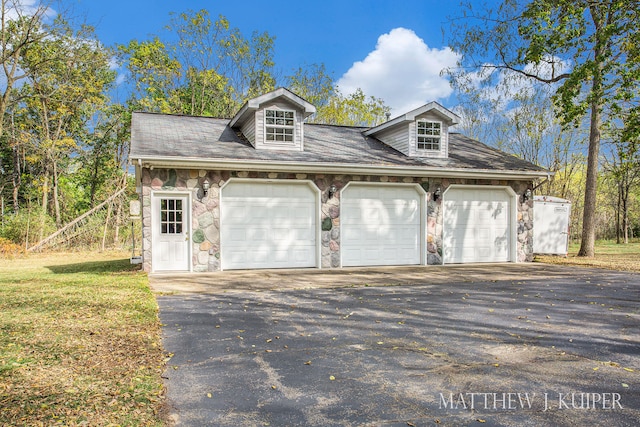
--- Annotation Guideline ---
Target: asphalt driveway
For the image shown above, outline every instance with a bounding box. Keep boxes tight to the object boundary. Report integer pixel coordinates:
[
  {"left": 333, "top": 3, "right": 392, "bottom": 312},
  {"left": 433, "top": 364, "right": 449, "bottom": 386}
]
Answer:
[{"left": 154, "top": 264, "right": 639, "bottom": 426}]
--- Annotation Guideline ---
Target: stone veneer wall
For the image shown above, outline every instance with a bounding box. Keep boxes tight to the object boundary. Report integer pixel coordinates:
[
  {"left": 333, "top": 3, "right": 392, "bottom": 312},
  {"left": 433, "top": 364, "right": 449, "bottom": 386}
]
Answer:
[{"left": 140, "top": 168, "right": 534, "bottom": 272}]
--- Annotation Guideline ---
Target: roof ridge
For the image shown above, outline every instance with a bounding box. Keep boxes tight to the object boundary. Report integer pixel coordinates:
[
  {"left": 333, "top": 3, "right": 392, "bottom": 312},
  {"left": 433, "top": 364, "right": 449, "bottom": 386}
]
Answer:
[{"left": 133, "top": 111, "right": 233, "bottom": 120}]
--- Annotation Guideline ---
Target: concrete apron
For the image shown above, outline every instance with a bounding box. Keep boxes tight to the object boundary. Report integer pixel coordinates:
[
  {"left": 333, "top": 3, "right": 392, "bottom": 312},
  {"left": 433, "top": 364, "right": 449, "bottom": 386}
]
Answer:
[{"left": 149, "top": 263, "right": 577, "bottom": 294}]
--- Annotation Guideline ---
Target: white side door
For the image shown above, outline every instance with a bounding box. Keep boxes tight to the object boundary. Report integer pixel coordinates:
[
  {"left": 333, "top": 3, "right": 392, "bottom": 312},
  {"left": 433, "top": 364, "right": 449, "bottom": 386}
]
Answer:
[{"left": 152, "top": 194, "right": 190, "bottom": 272}]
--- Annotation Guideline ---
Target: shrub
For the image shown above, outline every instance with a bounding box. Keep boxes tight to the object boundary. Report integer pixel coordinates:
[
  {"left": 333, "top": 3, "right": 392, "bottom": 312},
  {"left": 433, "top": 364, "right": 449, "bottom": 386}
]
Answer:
[
  {"left": 0, "top": 208, "right": 56, "bottom": 247},
  {"left": 0, "top": 237, "right": 24, "bottom": 258}
]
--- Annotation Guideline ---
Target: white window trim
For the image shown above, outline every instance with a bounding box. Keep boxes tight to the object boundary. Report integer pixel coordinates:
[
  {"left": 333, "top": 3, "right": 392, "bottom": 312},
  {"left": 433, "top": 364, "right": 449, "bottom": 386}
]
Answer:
[
  {"left": 264, "top": 108, "right": 296, "bottom": 144},
  {"left": 416, "top": 119, "right": 442, "bottom": 152}
]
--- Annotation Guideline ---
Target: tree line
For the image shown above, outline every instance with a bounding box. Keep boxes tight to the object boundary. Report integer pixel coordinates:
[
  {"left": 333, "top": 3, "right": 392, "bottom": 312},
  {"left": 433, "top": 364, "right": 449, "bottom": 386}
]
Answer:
[
  {"left": 0, "top": 2, "right": 388, "bottom": 249},
  {"left": 0, "top": 0, "right": 638, "bottom": 253},
  {"left": 447, "top": 0, "right": 640, "bottom": 248}
]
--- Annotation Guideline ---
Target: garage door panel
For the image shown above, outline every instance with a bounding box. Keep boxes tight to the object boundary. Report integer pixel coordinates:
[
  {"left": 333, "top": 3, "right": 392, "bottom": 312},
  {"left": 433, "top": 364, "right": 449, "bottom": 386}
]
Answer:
[
  {"left": 298, "top": 227, "right": 315, "bottom": 240},
  {"left": 349, "top": 233, "right": 380, "bottom": 246},
  {"left": 247, "top": 228, "right": 268, "bottom": 241},
  {"left": 395, "top": 226, "right": 419, "bottom": 243},
  {"left": 443, "top": 188, "right": 512, "bottom": 264},
  {"left": 229, "top": 228, "right": 247, "bottom": 242},
  {"left": 271, "top": 228, "right": 291, "bottom": 241},
  {"left": 226, "top": 248, "right": 269, "bottom": 264},
  {"left": 221, "top": 182, "right": 317, "bottom": 270},
  {"left": 342, "top": 185, "right": 422, "bottom": 267},
  {"left": 476, "top": 227, "right": 491, "bottom": 241},
  {"left": 293, "top": 206, "right": 310, "bottom": 218}
]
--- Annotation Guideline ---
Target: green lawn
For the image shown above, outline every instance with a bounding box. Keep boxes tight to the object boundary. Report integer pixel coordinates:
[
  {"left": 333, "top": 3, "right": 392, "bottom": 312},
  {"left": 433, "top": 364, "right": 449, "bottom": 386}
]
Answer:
[
  {"left": 0, "top": 252, "right": 166, "bottom": 426},
  {"left": 536, "top": 239, "right": 640, "bottom": 272},
  {"left": 1, "top": 242, "right": 637, "bottom": 425}
]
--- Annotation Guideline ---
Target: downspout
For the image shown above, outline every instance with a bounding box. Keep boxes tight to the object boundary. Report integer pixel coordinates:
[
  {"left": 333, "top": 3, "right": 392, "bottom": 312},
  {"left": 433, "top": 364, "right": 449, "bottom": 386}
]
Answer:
[{"left": 531, "top": 172, "right": 552, "bottom": 193}]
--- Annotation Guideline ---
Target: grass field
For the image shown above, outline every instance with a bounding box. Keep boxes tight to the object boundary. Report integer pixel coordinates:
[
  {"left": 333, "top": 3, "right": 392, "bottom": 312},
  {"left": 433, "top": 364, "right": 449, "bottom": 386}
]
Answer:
[
  {"left": 535, "top": 239, "right": 640, "bottom": 272},
  {"left": 0, "top": 252, "right": 166, "bottom": 426},
  {"left": 0, "top": 241, "right": 637, "bottom": 426}
]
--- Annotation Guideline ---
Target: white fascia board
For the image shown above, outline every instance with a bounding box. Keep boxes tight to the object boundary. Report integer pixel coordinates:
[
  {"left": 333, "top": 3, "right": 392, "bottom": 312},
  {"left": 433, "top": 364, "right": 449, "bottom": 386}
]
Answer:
[
  {"left": 363, "top": 115, "right": 408, "bottom": 136},
  {"left": 258, "top": 88, "right": 316, "bottom": 117},
  {"left": 230, "top": 88, "right": 316, "bottom": 128},
  {"left": 131, "top": 155, "right": 552, "bottom": 181},
  {"left": 364, "top": 102, "right": 461, "bottom": 136},
  {"left": 228, "top": 102, "right": 250, "bottom": 128}
]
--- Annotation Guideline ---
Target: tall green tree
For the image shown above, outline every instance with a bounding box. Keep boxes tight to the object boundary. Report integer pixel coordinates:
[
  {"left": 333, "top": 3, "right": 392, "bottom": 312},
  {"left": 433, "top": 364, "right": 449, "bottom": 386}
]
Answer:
[
  {"left": 604, "top": 140, "right": 640, "bottom": 243},
  {"left": 0, "top": 0, "right": 54, "bottom": 138},
  {"left": 449, "top": 0, "right": 640, "bottom": 256},
  {"left": 320, "top": 88, "right": 390, "bottom": 127},
  {"left": 286, "top": 64, "right": 390, "bottom": 127},
  {"left": 286, "top": 63, "right": 336, "bottom": 109},
  {"left": 16, "top": 18, "right": 115, "bottom": 226},
  {"left": 0, "top": 0, "right": 63, "bottom": 211},
  {"left": 119, "top": 9, "right": 276, "bottom": 117},
  {"left": 118, "top": 37, "right": 180, "bottom": 113},
  {"left": 166, "top": 10, "right": 235, "bottom": 116},
  {"left": 79, "top": 104, "right": 130, "bottom": 210},
  {"left": 226, "top": 29, "right": 276, "bottom": 101}
]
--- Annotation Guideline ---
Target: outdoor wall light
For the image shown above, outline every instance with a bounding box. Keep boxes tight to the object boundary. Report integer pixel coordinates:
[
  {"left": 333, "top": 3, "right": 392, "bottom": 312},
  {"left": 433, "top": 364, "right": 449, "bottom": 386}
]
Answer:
[
  {"left": 433, "top": 187, "right": 441, "bottom": 202},
  {"left": 523, "top": 188, "right": 532, "bottom": 202},
  {"left": 328, "top": 184, "right": 338, "bottom": 198},
  {"left": 202, "top": 179, "right": 210, "bottom": 197}
]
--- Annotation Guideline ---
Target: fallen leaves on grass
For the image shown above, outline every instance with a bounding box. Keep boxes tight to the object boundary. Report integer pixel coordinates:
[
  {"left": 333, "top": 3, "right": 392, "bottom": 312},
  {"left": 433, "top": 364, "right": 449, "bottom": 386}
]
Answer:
[
  {"left": 535, "top": 242, "right": 640, "bottom": 273},
  {"left": 0, "top": 252, "right": 166, "bottom": 426}
]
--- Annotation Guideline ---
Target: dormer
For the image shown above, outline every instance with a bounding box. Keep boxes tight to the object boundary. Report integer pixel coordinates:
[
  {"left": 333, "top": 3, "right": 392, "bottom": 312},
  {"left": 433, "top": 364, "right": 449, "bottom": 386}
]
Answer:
[
  {"left": 229, "top": 88, "right": 316, "bottom": 152},
  {"left": 364, "top": 102, "right": 460, "bottom": 159}
]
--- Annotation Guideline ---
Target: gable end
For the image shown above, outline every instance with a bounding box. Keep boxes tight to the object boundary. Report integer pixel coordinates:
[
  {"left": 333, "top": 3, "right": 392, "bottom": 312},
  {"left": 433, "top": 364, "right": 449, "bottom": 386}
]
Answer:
[
  {"left": 230, "top": 88, "right": 315, "bottom": 152},
  {"left": 365, "top": 101, "right": 458, "bottom": 159}
]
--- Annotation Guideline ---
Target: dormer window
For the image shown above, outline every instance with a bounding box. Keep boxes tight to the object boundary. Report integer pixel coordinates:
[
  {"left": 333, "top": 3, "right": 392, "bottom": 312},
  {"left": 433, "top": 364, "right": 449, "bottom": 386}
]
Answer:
[
  {"left": 363, "top": 101, "right": 458, "bottom": 159},
  {"left": 416, "top": 120, "right": 441, "bottom": 150},
  {"left": 265, "top": 109, "right": 295, "bottom": 143},
  {"left": 229, "top": 88, "right": 315, "bottom": 151}
]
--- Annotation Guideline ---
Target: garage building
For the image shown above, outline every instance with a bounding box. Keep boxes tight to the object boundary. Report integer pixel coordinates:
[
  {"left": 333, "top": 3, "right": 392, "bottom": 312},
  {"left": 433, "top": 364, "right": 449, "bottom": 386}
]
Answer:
[{"left": 131, "top": 88, "right": 549, "bottom": 272}]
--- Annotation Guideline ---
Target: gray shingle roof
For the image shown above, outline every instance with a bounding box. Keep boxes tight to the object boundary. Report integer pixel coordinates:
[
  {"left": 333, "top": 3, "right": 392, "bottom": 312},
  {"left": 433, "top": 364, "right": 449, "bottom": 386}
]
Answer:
[{"left": 130, "top": 111, "right": 548, "bottom": 177}]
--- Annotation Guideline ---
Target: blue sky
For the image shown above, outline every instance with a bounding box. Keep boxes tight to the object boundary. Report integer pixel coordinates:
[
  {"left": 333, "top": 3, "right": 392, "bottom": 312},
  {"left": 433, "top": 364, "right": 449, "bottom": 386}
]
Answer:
[{"left": 74, "top": 0, "right": 470, "bottom": 114}]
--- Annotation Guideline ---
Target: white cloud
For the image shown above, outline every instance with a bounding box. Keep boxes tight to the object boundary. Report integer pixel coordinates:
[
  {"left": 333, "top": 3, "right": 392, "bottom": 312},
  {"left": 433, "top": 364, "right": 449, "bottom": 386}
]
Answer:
[
  {"left": 4, "top": 0, "right": 56, "bottom": 22},
  {"left": 336, "top": 28, "right": 460, "bottom": 115}
]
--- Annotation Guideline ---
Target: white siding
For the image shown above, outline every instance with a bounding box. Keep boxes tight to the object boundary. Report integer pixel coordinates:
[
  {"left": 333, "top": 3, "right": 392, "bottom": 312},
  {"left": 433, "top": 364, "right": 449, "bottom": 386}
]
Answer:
[
  {"left": 254, "top": 101, "right": 304, "bottom": 151},
  {"left": 374, "top": 123, "right": 411, "bottom": 156},
  {"left": 410, "top": 112, "right": 448, "bottom": 158},
  {"left": 240, "top": 112, "right": 256, "bottom": 146}
]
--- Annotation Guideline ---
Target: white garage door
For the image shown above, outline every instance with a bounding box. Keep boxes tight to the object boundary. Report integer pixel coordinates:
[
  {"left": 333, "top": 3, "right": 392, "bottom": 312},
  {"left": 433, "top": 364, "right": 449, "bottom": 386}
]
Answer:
[
  {"left": 443, "top": 187, "right": 513, "bottom": 263},
  {"left": 342, "top": 185, "right": 422, "bottom": 266},
  {"left": 221, "top": 181, "right": 317, "bottom": 270}
]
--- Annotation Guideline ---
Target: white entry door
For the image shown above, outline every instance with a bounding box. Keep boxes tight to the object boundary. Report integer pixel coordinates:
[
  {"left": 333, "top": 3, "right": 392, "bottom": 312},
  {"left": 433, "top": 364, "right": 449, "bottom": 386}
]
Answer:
[
  {"left": 341, "top": 184, "right": 422, "bottom": 266},
  {"left": 220, "top": 180, "right": 317, "bottom": 270},
  {"left": 443, "top": 187, "right": 513, "bottom": 264},
  {"left": 152, "top": 194, "right": 190, "bottom": 272}
]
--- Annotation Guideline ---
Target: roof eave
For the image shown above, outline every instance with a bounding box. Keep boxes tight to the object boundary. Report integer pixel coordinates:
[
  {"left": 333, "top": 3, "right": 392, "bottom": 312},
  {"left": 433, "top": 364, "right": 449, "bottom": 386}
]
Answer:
[
  {"left": 229, "top": 88, "right": 316, "bottom": 128},
  {"left": 364, "top": 101, "right": 460, "bottom": 137},
  {"left": 130, "top": 155, "right": 552, "bottom": 181}
]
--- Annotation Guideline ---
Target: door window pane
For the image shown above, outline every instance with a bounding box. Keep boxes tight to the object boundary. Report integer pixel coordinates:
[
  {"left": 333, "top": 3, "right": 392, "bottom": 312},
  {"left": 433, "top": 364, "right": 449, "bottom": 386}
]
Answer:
[{"left": 160, "top": 198, "right": 184, "bottom": 234}]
